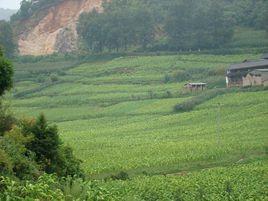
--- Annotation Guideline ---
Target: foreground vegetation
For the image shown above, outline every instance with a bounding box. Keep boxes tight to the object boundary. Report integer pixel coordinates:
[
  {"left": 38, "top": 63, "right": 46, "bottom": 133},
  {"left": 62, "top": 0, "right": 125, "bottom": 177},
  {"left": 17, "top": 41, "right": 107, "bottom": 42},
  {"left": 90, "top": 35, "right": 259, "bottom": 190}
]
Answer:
[{"left": 1, "top": 160, "right": 267, "bottom": 200}]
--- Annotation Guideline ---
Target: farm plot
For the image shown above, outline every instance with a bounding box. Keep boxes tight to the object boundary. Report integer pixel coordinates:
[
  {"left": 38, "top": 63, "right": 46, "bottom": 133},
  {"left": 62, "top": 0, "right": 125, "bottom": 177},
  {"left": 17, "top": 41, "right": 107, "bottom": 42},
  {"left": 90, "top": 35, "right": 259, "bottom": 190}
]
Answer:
[{"left": 10, "top": 53, "right": 267, "bottom": 177}]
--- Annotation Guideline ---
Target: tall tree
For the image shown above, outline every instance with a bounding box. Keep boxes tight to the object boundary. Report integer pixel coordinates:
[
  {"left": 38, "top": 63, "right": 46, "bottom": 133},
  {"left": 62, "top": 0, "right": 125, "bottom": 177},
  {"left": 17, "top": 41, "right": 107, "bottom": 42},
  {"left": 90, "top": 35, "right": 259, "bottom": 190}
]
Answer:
[
  {"left": 0, "top": 20, "right": 16, "bottom": 57},
  {"left": 22, "top": 114, "right": 61, "bottom": 173},
  {"left": 164, "top": 0, "right": 195, "bottom": 50},
  {"left": 0, "top": 47, "right": 14, "bottom": 136},
  {"left": 164, "top": 0, "right": 233, "bottom": 50},
  {"left": 206, "top": 1, "right": 234, "bottom": 48},
  {"left": 77, "top": 3, "right": 154, "bottom": 52},
  {"left": 0, "top": 47, "right": 13, "bottom": 96}
]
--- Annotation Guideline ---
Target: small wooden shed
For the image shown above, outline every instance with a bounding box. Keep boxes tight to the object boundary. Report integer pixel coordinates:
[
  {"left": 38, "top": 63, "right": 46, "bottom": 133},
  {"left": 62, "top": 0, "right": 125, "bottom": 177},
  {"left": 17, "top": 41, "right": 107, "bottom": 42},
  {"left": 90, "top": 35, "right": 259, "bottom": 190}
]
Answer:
[{"left": 184, "top": 83, "right": 207, "bottom": 91}]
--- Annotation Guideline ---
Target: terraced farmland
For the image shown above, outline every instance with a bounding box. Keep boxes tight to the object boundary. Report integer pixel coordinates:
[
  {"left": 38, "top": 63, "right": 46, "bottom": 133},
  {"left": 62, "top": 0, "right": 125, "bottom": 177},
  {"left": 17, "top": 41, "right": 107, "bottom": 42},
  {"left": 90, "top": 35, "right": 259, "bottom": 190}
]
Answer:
[{"left": 9, "top": 53, "right": 268, "bottom": 199}]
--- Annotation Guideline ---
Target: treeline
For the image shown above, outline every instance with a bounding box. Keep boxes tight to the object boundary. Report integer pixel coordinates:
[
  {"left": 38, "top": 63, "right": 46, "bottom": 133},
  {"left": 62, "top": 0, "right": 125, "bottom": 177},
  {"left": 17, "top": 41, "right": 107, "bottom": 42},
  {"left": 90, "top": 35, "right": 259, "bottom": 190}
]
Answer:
[
  {"left": 0, "top": 0, "right": 267, "bottom": 56},
  {"left": 77, "top": 4, "right": 154, "bottom": 52},
  {"left": 77, "top": 0, "right": 268, "bottom": 52},
  {"left": 0, "top": 20, "right": 16, "bottom": 57}
]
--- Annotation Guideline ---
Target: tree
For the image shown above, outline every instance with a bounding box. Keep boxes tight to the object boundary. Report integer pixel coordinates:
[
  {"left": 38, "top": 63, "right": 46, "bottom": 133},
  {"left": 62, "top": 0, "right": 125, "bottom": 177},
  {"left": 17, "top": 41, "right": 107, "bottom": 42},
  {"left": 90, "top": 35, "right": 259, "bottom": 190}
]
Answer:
[
  {"left": 19, "top": 0, "right": 32, "bottom": 19},
  {"left": 77, "top": 10, "right": 106, "bottom": 52},
  {"left": 164, "top": 0, "right": 234, "bottom": 50},
  {"left": 22, "top": 114, "right": 61, "bottom": 173},
  {"left": 206, "top": 1, "right": 234, "bottom": 48},
  {"left": 164, "top": 0, "right": 195, "bottom": 50},
  {"left": 0, "top": 48, "right": 13, "bottom": 96},
  {"left": 264, "top": 2, "right": 268, "bottom": 32},
  {"left": 77, "top": 3, "right": 155, "bottom": 52},
  {"left": 0, "top": 20, "right": 16, "bottom": 57},
  {"left": 21, "top": 114, "right": 83, "bottom": 177}
]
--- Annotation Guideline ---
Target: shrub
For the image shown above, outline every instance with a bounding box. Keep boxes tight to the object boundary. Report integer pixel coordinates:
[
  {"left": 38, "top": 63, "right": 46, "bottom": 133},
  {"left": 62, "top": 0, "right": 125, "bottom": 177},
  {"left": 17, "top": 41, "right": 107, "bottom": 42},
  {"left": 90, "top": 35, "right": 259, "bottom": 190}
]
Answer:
[
  {"left": 174, "top": 88, "right": 227, "bottom": 112},
  {"left": 21, "top": 114, "right": 61, "bottom": 174},
  {"left": 110, "top": 171, "right": 129, "bottom": 181},
  {"left": 36, "top": 75, "right": 46, "bottom": 83},
  {"left": 50, "top": 73, "right": 59, "bottom": 82},
  {"left": 21, "top": 114, "right": 84, "bottom": 177},
  {"left": 165, "top": 90, "right": 173, "bottom": 98},
  {"left": 148, "top": 90, "right": 155, "bottom": 99},
  {"left": 56, "top": 145, "right": 84, "bottom": 178},
  {"left": 0, "top": 102, "right": 16, "bottom": 136},
  {"left": 164, "top": 74, "right": 172, "bottom": 83},
  {"left": 0, "top": 55, "right": 13, "bottom": 96},
  {"left": 0, "top": 174, "right": 64, "bottom": 200},
  {"left": 0, "top": 127, "right": 40, "bottom": 180},
  {"left": 0, "top": 149, "right": 12, "bottom": 174},
  {"left": 60, "top": 177, "right": 115, "bottom": 201}
]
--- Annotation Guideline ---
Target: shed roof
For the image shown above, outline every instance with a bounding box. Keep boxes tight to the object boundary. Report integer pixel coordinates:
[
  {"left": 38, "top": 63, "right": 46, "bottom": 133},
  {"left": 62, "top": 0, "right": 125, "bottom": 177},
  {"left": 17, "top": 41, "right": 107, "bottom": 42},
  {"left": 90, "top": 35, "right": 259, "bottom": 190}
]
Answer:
[
  {"left": 186, "top": 83, "right": 207, "bottom": 86},
  {"left": 229, "top": 60, "right": 268, "bottom": 71}
]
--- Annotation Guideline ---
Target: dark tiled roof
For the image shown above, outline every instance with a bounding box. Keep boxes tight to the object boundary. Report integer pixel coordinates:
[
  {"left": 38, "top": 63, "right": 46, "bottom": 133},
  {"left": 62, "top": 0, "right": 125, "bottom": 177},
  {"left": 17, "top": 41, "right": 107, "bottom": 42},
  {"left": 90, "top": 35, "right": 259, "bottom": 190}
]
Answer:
[{"left": 229, "top": 60, "right": 268, "bottom": 70}]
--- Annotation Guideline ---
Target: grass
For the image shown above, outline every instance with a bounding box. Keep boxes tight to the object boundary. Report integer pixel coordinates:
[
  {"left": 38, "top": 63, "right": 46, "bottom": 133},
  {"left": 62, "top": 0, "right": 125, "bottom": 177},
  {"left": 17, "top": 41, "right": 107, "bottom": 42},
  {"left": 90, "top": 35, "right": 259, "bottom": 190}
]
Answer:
[{"left": 8, "top": 52, "right": 268, "bottom": 199}]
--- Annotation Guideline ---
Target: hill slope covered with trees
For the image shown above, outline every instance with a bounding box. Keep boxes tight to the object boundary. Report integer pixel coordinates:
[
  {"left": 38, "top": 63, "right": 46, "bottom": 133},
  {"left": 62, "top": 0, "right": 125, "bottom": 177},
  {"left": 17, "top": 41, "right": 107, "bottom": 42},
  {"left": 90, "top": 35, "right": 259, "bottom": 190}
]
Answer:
[
  {"left": 0, "top": 0, "right": 267, "bottom": 56},
  {"left": 77, "top": 0, "right": 268, "bottom": 53}
]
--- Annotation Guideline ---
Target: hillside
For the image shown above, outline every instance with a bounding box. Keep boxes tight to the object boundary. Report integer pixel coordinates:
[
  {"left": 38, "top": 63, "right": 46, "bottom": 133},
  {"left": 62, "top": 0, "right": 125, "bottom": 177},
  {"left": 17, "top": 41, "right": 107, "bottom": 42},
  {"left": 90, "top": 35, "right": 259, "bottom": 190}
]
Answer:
[
  {"left": 11, "top": 53, "right": 267, "bottom": 172},
  {"left": 7, "top": 53, "right": 267, "bottom": 199},
  {"left": 13, "top": 0, "right": 103, "bottom": 56},
  {"left": 0, "top": 8, "right": 17, "bottom": 21}
]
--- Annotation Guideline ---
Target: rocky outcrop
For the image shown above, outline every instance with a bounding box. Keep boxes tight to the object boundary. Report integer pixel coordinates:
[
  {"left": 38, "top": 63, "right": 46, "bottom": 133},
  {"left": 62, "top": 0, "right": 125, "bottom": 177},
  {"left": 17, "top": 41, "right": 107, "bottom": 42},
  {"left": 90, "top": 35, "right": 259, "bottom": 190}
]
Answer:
[{"left": 18, "top": 0, "right": 103, "bottom": 56}]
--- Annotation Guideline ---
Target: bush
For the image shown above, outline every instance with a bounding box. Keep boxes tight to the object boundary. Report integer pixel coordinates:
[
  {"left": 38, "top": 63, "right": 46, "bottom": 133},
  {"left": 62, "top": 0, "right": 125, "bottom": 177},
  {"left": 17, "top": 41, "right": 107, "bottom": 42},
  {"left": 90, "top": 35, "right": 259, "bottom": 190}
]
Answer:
[
  {"left": 0, "top": 149, "right": 12, "bottom": 174},
  {"left": 21, "top": 114, "right": 84, "bottom": 177},
  {"left": 0, "top": 127, "right": 40, "bottom": 180},
  {"left": 165, "top": 90, "right": 173, "bottom": 98},
  {"left": 60, "top": 177, "right": 115, "bottom": 200},
  {"left": 56, "top": 146, "right": 84, "bottom": 178},
  {"left": 50, "top": 73, "right": 59, "bottom": 82},
  {"left": 174, "top": 89, "right": 227, "bottom": 112},
  {"left": 21, "top": 114, "right": 61, "bottom": 174},
  {"left": 110, "top": 171, "right": 129, "bottom": 181},
  {"left": 0, "top": 174, "right": 64, "bottom": 200},
  {"left": 164, "top": 74, "right": 172, "bottom": 83},
  {"left": 0, "top": 102, "right": 16, "bottom": 136},
  {"left": 0, "top": 56, "right": 13, "bottom": 96}
]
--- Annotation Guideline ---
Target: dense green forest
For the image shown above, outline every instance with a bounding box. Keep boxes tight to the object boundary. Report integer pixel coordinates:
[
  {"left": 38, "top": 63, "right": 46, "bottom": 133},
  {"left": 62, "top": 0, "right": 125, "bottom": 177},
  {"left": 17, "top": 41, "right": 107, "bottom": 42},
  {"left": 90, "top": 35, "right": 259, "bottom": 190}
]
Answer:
[{"left": 77, "top": 0, "right": 268, "bottom": 52}]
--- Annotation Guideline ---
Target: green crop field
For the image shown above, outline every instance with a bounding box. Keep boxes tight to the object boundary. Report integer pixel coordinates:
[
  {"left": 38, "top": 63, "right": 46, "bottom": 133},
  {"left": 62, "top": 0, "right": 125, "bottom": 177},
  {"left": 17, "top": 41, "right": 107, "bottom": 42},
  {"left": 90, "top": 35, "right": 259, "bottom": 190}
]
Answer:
[{"left": 8, "top": 53, "right": 268, "bottom": 200}]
